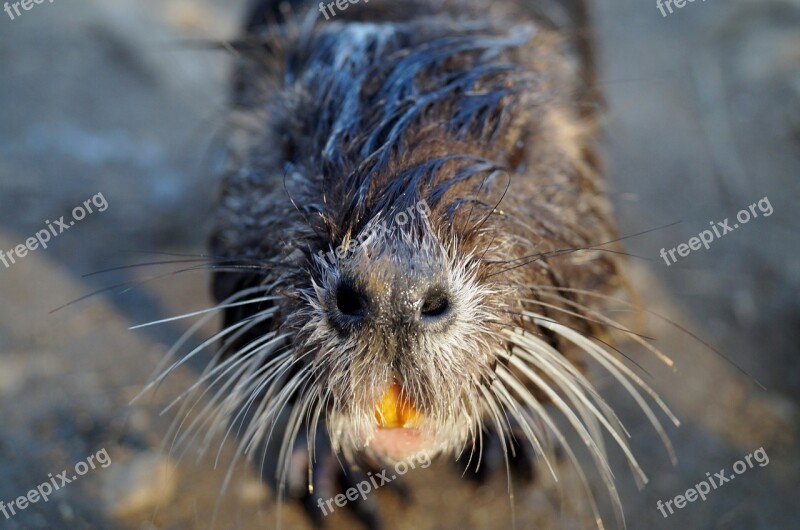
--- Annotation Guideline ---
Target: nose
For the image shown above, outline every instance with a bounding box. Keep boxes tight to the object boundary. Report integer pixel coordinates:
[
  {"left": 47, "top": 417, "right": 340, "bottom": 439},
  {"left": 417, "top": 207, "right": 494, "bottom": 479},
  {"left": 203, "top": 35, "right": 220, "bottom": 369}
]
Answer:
[{"left": 332, "top": 274, "right": 453, "bottom": 331}]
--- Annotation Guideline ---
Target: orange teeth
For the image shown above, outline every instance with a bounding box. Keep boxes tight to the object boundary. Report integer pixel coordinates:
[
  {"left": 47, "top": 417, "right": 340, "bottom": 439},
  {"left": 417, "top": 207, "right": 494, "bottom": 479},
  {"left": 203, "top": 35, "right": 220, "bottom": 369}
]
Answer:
[{"left": 375, "top": 383, "right": 421, "bottom": 429}]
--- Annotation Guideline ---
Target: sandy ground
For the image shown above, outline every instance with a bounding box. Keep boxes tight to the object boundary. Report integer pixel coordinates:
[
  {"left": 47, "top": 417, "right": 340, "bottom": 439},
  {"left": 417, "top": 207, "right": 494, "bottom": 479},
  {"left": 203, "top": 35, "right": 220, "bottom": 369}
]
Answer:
[{"left": 0, "top": 0, "right": 798, "bottom": 528}]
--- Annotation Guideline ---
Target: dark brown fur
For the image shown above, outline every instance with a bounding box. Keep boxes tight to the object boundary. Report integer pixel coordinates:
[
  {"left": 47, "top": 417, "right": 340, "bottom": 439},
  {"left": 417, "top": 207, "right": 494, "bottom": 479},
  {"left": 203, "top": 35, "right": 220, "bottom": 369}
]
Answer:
[{"left": 198, "top": 0, "right": 657, "bottom": 526}]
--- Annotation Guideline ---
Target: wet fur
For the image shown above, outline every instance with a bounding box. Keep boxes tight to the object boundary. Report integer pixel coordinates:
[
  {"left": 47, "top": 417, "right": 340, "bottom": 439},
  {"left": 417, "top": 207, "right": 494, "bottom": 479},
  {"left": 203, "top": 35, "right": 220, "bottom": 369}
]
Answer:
[{"left": 155, "top": 0, "right": 679, "bottom": 527}]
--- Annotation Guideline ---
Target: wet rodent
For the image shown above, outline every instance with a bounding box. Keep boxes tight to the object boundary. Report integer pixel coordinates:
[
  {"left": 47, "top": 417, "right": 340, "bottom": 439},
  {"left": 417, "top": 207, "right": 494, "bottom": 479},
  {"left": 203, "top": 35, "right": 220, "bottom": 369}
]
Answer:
[{"left": 195, "top": 0, "right": 675, "bottom": 526}]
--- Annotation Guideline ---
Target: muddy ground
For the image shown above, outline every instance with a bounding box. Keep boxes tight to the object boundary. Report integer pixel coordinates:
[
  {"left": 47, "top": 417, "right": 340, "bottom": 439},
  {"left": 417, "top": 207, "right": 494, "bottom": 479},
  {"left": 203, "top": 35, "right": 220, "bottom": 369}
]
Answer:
[{"left": 0, "top": 0, "right": 798, "bottom": 528}]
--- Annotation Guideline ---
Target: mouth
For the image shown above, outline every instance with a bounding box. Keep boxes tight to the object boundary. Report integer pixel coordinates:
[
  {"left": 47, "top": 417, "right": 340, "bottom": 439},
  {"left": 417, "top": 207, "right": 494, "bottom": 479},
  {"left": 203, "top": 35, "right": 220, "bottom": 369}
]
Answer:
[
  {"left": 375, "top": 382, "right": 421, "bottom": 429},
  {"left": 368, "top": 382, "right": 434, "bottom": 459}
]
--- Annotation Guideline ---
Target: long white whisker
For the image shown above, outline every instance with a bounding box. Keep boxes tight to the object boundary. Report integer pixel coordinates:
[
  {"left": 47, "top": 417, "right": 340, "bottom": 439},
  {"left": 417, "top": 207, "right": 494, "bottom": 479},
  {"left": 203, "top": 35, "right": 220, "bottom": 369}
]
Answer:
[
  {"left": 534, "top": 289, "right": 674, "bottom": 368},
  {"left": 503, "top": 335, "right": 647, "bottom": 485},
  {"left": 495, "top": 366, "right": 613, "bottom": 530},
  {"left": 478, "top": 384, "right": 517, "bottom": 529},
  {"left": 168, "top": 339, "right": 291, "bottom": 458},
  {"left": 526, "top": 313, "right": 679, "bottom": 465},
  {"left": 129, "top": 295, "right": 279, "bottom": 330},
  {"left": 490, "top": 379, "right": 558, "bottom": 481},
  {"left": 134, "top": 284, "right": 273, "bottom": 404}
]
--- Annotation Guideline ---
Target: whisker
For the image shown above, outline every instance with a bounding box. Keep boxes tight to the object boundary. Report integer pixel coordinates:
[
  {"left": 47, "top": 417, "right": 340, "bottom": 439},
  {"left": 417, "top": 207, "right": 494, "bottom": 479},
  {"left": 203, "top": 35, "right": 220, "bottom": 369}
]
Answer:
[
  {"left": 137, "top": 284, "right": 273, "bottom": 402},
  {"left": 503, "top": 337, "right": 646, "bottom": 485},
  {"left": 81, "top": 257, "right": 275, "bottom": 278},
  {"left": 490, "top": 380, "right": 557, "bottom": 481},
  {"left": 523, "top": 313, "right": 679, "bottom": 464},
  {"left": 50, "top": 263, "right": 268, "bottom": 313},
  {"left": 519, "top": 297, "right": 654, "bottom": 340},
  {"left": 533, "top": 291, "right": 675, "bottom": 369},
  {"left": 525, "top": 284, "right": 762, "bottom": 388},
  {"left": 129, "top": 296, "right": 279, "bottom": 330},
  {"left": 485, "top": 221, "right": 681, "bottom": 279},
  {"left": 141, "top": 313, "right": 269, "bottom": 403},
  {"left": 477, "top": 384, "right": 517, "bottom": 528},
  {"left": 168, "top": 344, "right": 290, "bottom": 460},
  {"left": 495, "top": 366, "right": 612, "bottom": 530},
  {"left": 502, "top": 306, "right": 654, "bottom": 379}
]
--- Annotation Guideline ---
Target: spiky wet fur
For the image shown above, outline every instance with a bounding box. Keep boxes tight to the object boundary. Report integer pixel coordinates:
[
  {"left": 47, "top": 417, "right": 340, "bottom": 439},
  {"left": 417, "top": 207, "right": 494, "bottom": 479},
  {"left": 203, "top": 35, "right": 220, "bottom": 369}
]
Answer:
[{"left": 145, "top": 0, "right": 679, "bottom": 527}]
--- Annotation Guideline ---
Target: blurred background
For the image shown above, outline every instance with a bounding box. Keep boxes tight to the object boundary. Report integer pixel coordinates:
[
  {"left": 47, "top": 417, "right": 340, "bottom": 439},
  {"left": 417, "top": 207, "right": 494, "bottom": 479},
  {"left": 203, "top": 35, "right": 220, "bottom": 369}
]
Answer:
[{"left": 0, "top": 0, "right": 798, "bottom": 528}]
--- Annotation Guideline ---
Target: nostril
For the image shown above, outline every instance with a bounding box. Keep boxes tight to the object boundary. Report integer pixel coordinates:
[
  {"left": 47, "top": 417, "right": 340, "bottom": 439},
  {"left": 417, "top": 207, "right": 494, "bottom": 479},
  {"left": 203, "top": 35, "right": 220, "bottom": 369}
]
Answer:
[
  {"left": 336, "top": 282, "right": 367, "bottom": 318},
  {"left": 421, "top": 288, "right": 450, "bottom": 318}
]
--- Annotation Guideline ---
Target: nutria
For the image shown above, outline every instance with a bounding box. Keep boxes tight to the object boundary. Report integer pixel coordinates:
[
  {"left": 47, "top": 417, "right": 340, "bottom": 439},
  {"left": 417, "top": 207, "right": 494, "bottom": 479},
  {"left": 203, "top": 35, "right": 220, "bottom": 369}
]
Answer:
[{"left": 156, "top": 0, "right": 678, "bottom": 527}]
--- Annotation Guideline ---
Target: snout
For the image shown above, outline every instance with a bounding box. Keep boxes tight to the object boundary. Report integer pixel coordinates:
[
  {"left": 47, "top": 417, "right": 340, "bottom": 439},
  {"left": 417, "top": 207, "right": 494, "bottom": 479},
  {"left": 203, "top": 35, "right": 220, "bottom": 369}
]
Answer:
[{"left": 329, "top": 263, "right": 455, "bottom": 334}]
